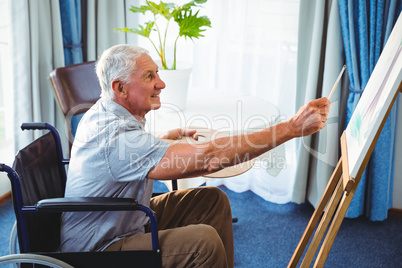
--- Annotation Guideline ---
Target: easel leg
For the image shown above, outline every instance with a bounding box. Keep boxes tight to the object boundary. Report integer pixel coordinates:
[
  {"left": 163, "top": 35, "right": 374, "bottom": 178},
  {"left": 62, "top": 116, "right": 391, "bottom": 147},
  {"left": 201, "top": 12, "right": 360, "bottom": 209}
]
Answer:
[
  {"left": 314, "top": 178, "right": 359, "bottom": 267},
  {"left": 300, "top": 176, "right": 344, "bottom": 267},
  {"left": 288, "top": 159, "right": 342, "bottom": 268}
]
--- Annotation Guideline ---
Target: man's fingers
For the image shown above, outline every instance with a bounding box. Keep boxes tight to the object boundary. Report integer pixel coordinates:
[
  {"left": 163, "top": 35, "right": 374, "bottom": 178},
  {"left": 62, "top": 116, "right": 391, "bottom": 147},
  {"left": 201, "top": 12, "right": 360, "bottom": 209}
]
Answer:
[
  {"left": 313, "top": 97, "right": 330, "bottom": 106},
  {"left": 181, "top": 129, "right": 197, "bottom": 137},
  {"left": 314, "top": 97, "right": 331, "bottom": 110},
  {"left": 321, "top": 114, "right": 328, "bottom": 123}
]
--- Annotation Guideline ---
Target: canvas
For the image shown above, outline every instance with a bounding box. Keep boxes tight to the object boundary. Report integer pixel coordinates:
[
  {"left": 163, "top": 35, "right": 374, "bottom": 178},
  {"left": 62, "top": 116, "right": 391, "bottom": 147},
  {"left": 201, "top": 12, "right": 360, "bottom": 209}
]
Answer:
[{"left": 346, "top": 13, "right": 402, "bottom": 179}]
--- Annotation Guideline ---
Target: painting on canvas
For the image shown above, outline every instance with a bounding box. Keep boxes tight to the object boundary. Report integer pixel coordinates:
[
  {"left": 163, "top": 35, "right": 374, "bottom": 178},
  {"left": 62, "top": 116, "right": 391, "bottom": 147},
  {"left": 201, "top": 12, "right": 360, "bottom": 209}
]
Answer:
[{"left": 345, "top": 13, "right": 402, "bottom": 179}]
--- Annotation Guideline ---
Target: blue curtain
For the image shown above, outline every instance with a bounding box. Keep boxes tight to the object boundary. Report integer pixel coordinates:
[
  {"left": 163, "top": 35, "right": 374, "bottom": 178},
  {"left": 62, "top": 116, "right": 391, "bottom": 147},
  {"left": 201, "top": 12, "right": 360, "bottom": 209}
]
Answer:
[
  {"left": 59, "top": 0, "right": 83, "bottom": 66},
  {"left": 58, "top": 0, "right": 84, "bottom": 139},
  {"left": 339, "top": 0, "right": 402, "bottom": 221}
]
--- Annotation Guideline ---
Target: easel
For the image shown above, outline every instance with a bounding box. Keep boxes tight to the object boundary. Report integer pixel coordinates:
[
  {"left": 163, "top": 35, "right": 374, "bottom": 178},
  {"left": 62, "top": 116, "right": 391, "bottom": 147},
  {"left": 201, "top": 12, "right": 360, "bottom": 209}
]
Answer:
[{"left": 288, "top": 81, "right": 402, "bottom": 268}]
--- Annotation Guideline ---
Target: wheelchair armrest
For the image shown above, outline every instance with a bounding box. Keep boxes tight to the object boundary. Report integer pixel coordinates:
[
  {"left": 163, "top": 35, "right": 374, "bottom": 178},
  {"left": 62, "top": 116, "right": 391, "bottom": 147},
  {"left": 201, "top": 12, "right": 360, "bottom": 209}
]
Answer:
[
  {"left": 36, "top": 197, "right": 139, "bottom": 212},
  {"left": 35, "top": 197, "right": 160, "bottom": 252}
]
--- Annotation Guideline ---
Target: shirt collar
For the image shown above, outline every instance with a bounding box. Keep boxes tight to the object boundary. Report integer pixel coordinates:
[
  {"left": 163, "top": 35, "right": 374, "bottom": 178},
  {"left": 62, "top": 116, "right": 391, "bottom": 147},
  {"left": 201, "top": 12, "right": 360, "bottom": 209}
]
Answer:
[{"left": 99, "top": 98, "right": 146, "bottom": 128}]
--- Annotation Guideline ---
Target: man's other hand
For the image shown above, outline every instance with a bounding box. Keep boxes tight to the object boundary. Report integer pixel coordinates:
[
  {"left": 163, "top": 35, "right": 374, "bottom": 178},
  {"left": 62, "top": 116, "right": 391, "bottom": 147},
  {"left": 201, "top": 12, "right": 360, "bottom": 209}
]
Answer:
[{"left": 156, "top": 128, "right": 198, "bottom": 141}]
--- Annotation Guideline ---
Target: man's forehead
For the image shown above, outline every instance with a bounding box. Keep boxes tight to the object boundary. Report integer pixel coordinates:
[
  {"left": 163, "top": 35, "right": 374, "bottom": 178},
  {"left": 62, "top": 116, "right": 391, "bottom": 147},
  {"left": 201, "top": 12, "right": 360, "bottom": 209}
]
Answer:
[{"left": 136, "top": 54, "right": 158, "bottom": 73}]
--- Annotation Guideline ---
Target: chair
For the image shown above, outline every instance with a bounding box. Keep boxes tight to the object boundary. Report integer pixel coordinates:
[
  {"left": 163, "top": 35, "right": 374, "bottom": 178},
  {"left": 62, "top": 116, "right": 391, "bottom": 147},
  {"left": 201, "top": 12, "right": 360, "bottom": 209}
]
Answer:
[
  {"left": 49, "top": 61, "right": 100, "bottom": 145},
  {"left": 49, "top": 62, "right": 180, "bottom": 191},
  {"left": 0, "top": 123, "right": 161, "bottom": 268}
]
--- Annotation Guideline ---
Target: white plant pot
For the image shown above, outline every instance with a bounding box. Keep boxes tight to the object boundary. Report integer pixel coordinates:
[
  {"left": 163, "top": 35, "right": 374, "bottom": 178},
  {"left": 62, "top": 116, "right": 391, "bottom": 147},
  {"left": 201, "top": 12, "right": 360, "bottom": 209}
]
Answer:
[{"left": 158, "top": 62, "right": 192, "bottom": 110}]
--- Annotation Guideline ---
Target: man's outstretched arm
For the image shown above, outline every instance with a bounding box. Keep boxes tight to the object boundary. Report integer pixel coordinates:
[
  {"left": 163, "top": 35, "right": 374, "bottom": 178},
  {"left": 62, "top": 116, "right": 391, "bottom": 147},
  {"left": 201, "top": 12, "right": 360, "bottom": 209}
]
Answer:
[{"left": 147, "top": 97, "right": 331, "bottom": 180}]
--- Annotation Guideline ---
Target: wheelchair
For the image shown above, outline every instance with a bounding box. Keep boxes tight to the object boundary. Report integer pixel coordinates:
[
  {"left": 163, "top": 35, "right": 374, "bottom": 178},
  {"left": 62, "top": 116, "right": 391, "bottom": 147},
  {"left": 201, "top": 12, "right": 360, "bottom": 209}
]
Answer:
[{"left": 0, "top": 123, "right": 161, "bottom": 267}]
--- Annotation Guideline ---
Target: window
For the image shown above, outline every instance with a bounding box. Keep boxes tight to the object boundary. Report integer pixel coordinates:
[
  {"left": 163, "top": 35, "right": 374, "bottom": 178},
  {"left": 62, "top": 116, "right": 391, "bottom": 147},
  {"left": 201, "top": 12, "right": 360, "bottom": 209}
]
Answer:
[
  {"left": 0, "top": 0, "right": 13, "bottom": 196},
  {"left": 0, "top": 0, "right": 13, "bottom": 150}
]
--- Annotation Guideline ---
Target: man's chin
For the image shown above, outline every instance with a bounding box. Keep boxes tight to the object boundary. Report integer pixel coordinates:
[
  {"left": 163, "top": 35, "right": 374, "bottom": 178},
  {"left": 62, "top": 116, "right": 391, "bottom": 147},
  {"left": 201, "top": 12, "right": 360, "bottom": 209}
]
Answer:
[{"left": 151, "top": 103, "right": 162, "bottom": 110}]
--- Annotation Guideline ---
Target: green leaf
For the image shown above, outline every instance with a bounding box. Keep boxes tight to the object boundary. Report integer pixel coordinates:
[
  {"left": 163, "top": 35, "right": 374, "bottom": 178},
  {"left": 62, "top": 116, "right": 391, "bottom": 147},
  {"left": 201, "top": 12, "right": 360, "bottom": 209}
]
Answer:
[
  {"left": 181, "top": 0, "right": 208, "bottom": 11},
  {"left": 129, "top": 4, "right": 153, "bottom": 14},
  {"left": 172, "top": 0, "right": 207, "bottom": 18},
  {"left": 130, "top": 1, "right": 175, "bottom": 20},
  {"left": 150, "top": 1, "right": 175, "bottom": 19},
  {"left": 115, "top": 21, "right": 155, "bottom": 38},
  {"left": 174, "top": 10, "right": 211, "bottom": 40}
]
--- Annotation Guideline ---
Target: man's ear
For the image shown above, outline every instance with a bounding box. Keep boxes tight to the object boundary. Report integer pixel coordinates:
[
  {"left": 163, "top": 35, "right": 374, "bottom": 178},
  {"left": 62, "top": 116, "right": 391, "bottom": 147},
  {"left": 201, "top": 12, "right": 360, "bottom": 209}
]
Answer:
[{"left": 111, "top": 79, "right": 127, "bottom": 98}]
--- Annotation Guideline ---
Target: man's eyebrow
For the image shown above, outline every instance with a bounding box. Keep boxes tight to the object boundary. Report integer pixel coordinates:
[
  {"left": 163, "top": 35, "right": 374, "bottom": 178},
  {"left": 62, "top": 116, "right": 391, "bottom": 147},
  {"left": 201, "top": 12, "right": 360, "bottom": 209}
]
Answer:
[
  {"left": 142, "top": 70, "right": 153, "bottom": 77},
  {"left": 143, "top": 68, "right": 159, "bottom": 77}
]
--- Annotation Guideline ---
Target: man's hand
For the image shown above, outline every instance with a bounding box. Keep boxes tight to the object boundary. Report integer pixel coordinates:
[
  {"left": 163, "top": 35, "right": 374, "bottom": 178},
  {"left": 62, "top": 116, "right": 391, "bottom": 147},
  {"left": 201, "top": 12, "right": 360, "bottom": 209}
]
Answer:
[
  {"left": 156, "top": 128, "right": 198, "bottom": 141},
  {"left": 287, "top": 97, "right": 331, "bottom": 138}
]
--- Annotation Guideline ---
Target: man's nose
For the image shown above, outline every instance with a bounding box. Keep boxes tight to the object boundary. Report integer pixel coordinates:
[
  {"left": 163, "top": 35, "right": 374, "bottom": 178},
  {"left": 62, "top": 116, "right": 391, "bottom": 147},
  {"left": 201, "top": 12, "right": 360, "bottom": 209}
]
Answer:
[{"left": 156, "top": 75, "right": 166, "bottom": 89}]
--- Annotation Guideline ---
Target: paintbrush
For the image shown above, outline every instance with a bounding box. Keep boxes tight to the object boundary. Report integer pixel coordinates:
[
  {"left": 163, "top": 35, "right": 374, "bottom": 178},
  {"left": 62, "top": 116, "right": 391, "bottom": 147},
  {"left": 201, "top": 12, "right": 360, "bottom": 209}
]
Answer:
[{"left": 328, "top": 65, "right": 347, "bottom": 100}]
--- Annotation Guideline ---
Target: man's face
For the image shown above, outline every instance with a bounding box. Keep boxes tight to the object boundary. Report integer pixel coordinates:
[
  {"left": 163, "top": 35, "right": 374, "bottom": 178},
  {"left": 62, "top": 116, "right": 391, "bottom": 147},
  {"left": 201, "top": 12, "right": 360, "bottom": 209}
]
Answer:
[{"left": 123, "top": 54, "right": 165, "bottom": 118}]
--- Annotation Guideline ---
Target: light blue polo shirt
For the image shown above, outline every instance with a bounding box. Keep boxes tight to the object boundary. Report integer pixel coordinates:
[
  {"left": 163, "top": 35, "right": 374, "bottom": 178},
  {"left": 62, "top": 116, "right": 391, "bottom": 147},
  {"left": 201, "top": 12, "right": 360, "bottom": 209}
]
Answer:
[{"left": 60, "top": 99, "right": 170, "bottom": 252}]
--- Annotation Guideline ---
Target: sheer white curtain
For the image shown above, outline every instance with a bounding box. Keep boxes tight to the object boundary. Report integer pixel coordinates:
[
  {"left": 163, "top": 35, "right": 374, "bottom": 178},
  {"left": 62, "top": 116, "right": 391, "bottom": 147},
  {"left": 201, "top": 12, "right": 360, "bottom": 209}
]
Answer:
[
  {"left": 10, "top": 0, "right": 65, "bottom": 151},
  {"left": 183, "top": 0, "right": 302, "bottom": 203}
]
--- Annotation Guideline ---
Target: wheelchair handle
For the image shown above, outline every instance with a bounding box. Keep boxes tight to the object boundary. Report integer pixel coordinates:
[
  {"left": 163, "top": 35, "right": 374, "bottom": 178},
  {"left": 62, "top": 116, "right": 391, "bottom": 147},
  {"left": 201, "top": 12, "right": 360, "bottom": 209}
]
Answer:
[
  {"left": 21, "top": 123, "right": 48, "bottom": 130},
  {"left": 0, "top": 164, "right": 14, "bottom": 175},
  {"left": 19, "top": 123, "right": 69, "bottom": 168}
]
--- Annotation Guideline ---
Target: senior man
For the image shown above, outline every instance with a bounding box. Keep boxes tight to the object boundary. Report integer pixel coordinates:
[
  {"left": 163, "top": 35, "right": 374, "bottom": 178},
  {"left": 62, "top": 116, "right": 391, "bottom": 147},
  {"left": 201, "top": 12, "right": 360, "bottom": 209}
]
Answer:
[{"left": 60, "top": 44, "right": 331, "bottom": 268}]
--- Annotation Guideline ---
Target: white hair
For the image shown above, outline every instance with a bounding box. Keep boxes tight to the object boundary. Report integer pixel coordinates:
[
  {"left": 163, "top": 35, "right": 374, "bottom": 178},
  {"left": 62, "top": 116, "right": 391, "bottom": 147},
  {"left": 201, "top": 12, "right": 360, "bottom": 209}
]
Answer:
[{"left": 96, "top": 44, "right": 149, "bottom": 99}]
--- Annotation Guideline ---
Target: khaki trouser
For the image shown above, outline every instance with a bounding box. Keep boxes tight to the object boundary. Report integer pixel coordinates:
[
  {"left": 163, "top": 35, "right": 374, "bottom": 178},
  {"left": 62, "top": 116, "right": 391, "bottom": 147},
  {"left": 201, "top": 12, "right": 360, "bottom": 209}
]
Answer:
[{"left": 105, "top": 186, "right": 234, "bottom": 268}]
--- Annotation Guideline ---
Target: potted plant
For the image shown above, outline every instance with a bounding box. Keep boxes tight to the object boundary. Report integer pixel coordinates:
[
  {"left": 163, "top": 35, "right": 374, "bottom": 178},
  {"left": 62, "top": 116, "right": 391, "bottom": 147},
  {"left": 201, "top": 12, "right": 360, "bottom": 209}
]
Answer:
[{"left": 116, "top": 0, "right": 211, "bottom": 109}]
